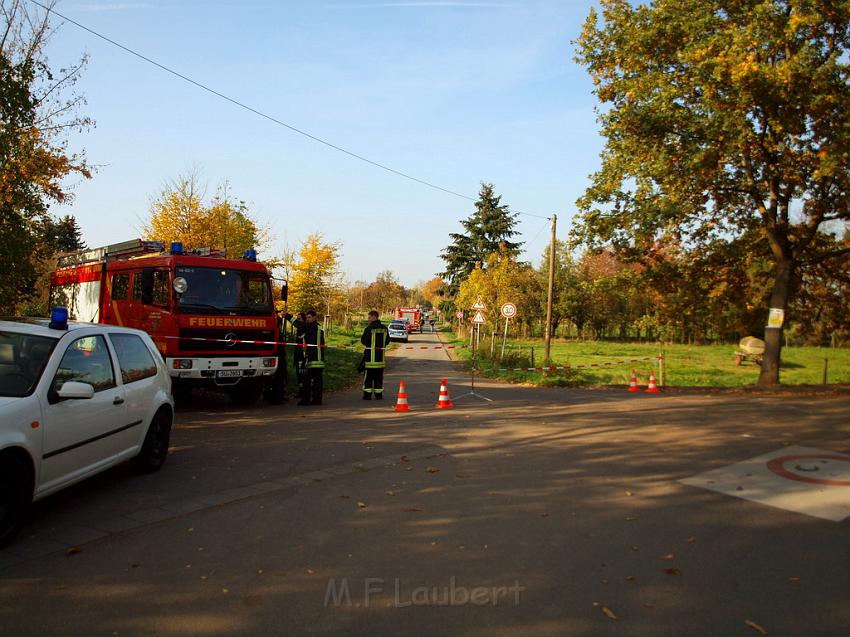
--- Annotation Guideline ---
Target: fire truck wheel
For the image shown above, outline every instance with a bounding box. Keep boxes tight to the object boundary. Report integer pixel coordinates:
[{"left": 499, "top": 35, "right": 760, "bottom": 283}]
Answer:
[
  {"left": 229, "top": 378, "right": 264, "bottom": 406},
  {"left": 133, "top": 407, "right": 173, "bottom": 474},
  {"left": 0, "top": 454, "right": 33, "bottom": 548}
]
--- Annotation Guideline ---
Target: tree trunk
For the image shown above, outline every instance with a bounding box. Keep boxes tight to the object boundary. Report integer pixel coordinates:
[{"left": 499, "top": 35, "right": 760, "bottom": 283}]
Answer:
[{"left": 757, "top": 258, "right": 793, "bottom": 387}]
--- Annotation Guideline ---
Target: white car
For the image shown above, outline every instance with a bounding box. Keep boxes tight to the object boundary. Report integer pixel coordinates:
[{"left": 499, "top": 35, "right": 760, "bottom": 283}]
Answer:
[
  {"left": 0, "top": 309, "right": 174, "bottom": 547},
  {"left": 388, "top": 320, "right": 409, "bottom": 343}
]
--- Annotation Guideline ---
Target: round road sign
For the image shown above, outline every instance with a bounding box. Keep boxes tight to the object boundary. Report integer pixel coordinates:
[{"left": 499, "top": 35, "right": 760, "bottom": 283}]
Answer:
[
  {"left": 455, "top": 311, "right": 464, "bottom": 319},
  {"left": 501, "top": 303, "right": 517, "bottom": 319}
]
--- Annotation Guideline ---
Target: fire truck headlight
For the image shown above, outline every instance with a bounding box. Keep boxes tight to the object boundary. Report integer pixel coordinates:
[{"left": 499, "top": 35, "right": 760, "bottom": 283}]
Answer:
[
  {"left": 173, "top": 277, "right": 188, "bottom": 294},
  {"left": 262, "top": 358, "right": 276, "bottom": 368},
  {"left": 173, "top": 359, "right": 193, "bottom": 370}
]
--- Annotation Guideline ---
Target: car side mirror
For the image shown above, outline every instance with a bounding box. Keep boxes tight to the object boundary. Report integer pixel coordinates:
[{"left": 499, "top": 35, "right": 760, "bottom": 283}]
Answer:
[{"left": 56, "top": 381, "right": 96, "bottom": 400}]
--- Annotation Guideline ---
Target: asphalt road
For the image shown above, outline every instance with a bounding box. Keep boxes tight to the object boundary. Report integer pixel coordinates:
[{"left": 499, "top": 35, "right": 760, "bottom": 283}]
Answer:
[{"left": 1, "top": 330, "right": 849, "bottom": 636}]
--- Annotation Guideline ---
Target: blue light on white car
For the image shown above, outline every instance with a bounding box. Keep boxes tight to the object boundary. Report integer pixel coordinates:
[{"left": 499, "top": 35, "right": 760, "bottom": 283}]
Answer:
[{"left": 48, "top": 306, "right": 69, "bottom": 331}]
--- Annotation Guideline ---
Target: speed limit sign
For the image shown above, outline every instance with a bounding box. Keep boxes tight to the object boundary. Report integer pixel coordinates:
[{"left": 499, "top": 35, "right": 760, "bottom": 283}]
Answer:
[
  {"left": 455, "top": 310, "right": 464, "bottom": 319},
  {"left": 501, "top": 303, "right": 517, "bottom": 319}
]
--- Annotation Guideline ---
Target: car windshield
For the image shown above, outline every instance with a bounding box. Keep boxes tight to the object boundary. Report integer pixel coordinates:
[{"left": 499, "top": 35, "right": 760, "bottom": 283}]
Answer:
[
  {"left": 175, "top": 267, "right": 273, "bottom": 315},
  {"left": 0, "top": 331, "right": 57, "bottom": 397},
  {"left": 389, "top": 323, "right": 406, "bottom": 330}
]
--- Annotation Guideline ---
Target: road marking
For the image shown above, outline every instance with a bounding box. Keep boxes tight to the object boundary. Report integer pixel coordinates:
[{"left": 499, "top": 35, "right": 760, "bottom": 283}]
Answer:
[
  {"left": 766, "top": 454, "right": 850, "bottom": 487},
  {"left": 681, "top": 446, "right": 850, "bottom": 522}
]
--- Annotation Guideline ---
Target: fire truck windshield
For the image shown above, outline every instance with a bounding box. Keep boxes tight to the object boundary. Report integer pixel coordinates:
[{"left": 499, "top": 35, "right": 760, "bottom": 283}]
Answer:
[{"left": 175, "top": 267, "right": 273, "bottom": 315}]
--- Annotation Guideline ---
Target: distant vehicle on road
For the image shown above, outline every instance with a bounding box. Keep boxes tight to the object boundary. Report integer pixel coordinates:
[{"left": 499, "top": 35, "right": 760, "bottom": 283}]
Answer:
[
  {"left": 395, "top": 307, "right": 421, "bottom": 332},
  {"left": 0, "top": 309, "right": 174, "bottom": 548},
  {"left": 388, "top": 320, "right": 409, "bottom": 343}
]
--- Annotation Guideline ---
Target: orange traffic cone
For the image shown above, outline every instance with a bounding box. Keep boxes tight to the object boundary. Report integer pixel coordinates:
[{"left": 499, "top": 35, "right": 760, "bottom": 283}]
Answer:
[
  {"left": 394, "top": 380, "right": 411, "bottom": 412},
  {"left": 645, "top": 371, "right": 661, "bottom": 393},
  {"left": 628, "top": 369, "right": 640, "bottom": 392},
  {"left": 434, "top": 378, "right": 454, "bottom": 409}
]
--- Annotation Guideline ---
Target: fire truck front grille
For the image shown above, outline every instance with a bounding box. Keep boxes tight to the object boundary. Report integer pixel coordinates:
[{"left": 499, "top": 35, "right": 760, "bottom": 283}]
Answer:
[{"left": 177, "top": 329, "right": 276, "bottom": 352}]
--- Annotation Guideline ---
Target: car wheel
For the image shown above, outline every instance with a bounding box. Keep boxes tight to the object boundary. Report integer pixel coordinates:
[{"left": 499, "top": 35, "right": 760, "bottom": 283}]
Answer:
[
  {"left": 133, "top": 407, "right": 173, "bottom": 474},
  {"left": 0, "top": 454, "right": 32, "bottom": 548}
]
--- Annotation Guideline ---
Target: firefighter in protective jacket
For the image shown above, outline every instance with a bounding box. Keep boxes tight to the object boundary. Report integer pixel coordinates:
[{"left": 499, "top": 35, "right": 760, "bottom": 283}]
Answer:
[
  {"left": 294, "top": 310, "right": 325, "bottom": 405},
  {"left": 360, "top": 310, "right": 389, "bottom": 399}
]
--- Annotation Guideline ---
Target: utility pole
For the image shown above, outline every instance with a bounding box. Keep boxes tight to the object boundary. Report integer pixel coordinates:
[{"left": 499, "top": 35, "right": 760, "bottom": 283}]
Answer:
[{"left": 544, "top": 214, "right": 557, "bottom": 366}]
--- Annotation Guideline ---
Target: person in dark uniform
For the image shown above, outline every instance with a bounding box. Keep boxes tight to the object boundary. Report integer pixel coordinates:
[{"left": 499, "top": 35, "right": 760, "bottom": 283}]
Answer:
[
  {"left": 265, "top": 309, "right": 294, "bottom": 404},
  {"left": 294, "top": 310, "right": 325, "bottom": 405},
  {"left": 360, "top": 310, "right": 389, "bottom": 400}
]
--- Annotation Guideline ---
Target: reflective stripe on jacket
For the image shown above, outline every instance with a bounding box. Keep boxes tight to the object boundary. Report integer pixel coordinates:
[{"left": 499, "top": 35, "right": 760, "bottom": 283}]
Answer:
[
  {"left": 361, "top": 320, "right": 388, "bottom": 369},
  {"left": 298, "top": 322, "right": 325, "bottom": 369}
]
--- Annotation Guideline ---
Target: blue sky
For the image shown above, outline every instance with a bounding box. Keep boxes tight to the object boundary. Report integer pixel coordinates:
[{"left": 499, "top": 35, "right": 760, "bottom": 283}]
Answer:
[{"left": 47, "top": 0, "right": 603, "bottom": 286}]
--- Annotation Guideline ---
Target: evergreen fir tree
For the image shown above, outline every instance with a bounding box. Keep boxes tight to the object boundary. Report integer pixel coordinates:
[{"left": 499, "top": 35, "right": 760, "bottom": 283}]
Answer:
[
  {"left": 46, "top": 215, "right": 87, "bottom": 252},
  {"left": 439, "top": 183, "right": 521, "bottom": 296}
]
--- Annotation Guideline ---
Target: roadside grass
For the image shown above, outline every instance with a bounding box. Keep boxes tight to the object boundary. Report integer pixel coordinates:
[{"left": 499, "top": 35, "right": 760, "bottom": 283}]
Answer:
[{"left": 443, "top": 331, "right": 850, "bottom": 388}]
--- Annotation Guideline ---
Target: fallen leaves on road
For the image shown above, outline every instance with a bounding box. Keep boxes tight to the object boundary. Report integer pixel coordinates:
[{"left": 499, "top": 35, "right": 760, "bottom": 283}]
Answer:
[
  {"left": 642, "top": 602, "right": 654, "bottom": 609},
  {"left": 624, "top": 516, "right": 636, "bottom": 521},
  {"left": 404, "top": 508, "right": 423, "bottom": 512},
  {"left": 65, "top": 547, "right": 82, "bottom": 556},
  {"left": 660, "top": 554, "right": 675, "bottom": 560},
  {"left": 687, "top": 536, "right": 696, "bottom": 544},
  {"left": 426, "top": 467, "right": 441, "bottom": 473},
  {"left": 631, "top": 545, "right": 640, "bottom": 552},
  {"left": 400, "top": 455, "right": 409, "bottom": 463},
  {"left": 385, "top": 490, "right": 395, "bottom": 496},
  {"left": 339, "top": 495, "right": 350, "bottom": 499},
  {"left": 357, "top": 501, "right": 367, "bottom": 509},
  {"left": 744, "top": 619, "right": 768, "bottom": 635},
  {"left": 789, "top": 577, "right": 802, "bottom": 584},
  {"left": 625, "top": 576, "right": 636, "bottom": 582},
  {"left": 625, "top": 491, "right": 634, "bottom": 496},
  {"left": 306, "top": 569, "right": 315, "bottom": 575},
  {"left": 662, "top": 568, "right": 682, "bottom": 576},
  {"left": 540, "top": 513, "right": 549, "bottom": 518},
  {"left": 601, "top": 606, "right": 618, "bottom": 620}
]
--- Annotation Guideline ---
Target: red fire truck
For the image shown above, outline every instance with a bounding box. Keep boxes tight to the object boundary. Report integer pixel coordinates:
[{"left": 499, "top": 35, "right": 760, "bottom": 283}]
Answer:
[
  {"left": 49, "top": 239, "right": 280, "bottom": 404},
  {"left": 395, "top": 307, "right": 421, "bottom": 332}
]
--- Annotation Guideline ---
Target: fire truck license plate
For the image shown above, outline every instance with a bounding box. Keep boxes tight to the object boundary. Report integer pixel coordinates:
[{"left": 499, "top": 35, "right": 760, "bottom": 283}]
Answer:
[{"left": 216, "top": 370, "right": 243, "bottom": 378}]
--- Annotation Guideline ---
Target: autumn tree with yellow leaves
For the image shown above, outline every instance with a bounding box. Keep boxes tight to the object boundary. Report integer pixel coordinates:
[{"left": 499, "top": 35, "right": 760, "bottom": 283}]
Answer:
[
  {"left": 288, "top": 233, "right": 345, "bottom": 317},
  {"left": 456, "top": 247, "right": 543, "bottom": 334},
  {"left": 143, "top": 172, "right": 271, "bottom": 259}
]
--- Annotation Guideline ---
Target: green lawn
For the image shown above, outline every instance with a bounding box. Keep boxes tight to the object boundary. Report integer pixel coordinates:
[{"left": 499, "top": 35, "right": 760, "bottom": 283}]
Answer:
[{"left": 445, "top": 331, "right": 850, "bottom": 388}]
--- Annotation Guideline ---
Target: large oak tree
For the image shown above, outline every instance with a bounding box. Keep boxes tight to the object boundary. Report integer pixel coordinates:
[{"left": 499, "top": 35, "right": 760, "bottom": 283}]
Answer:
[{"left": 574, "top": 0, "right": 850, "bottom": 385}]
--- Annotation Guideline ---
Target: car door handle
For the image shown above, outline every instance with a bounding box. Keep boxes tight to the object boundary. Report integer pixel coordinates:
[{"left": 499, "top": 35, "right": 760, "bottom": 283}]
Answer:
[{"left": 113, "top": 397, "right": 125, "bottom": 405}]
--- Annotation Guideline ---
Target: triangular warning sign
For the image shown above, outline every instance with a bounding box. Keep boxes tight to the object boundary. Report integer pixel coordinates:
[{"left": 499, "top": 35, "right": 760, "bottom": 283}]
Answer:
[
  {"left": 471, "top": 310, "right": 486, "bottom": 324},
  {"left": 472, "top": 296, "right": 486, "bottom": 310}
]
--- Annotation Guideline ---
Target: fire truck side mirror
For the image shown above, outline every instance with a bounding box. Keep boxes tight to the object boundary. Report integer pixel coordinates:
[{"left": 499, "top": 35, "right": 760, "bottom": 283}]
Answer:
[
  {"left": 280, "top": 282, "right": 288, "bottom": 302},
  {"left": 140, "top": 268, "right": 154, "bottom": 305}
]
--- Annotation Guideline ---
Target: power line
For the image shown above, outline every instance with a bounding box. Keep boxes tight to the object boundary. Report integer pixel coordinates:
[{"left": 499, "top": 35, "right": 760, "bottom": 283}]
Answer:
[{"left": 28, "top": 0, "right": 551, "bottom": 221}]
